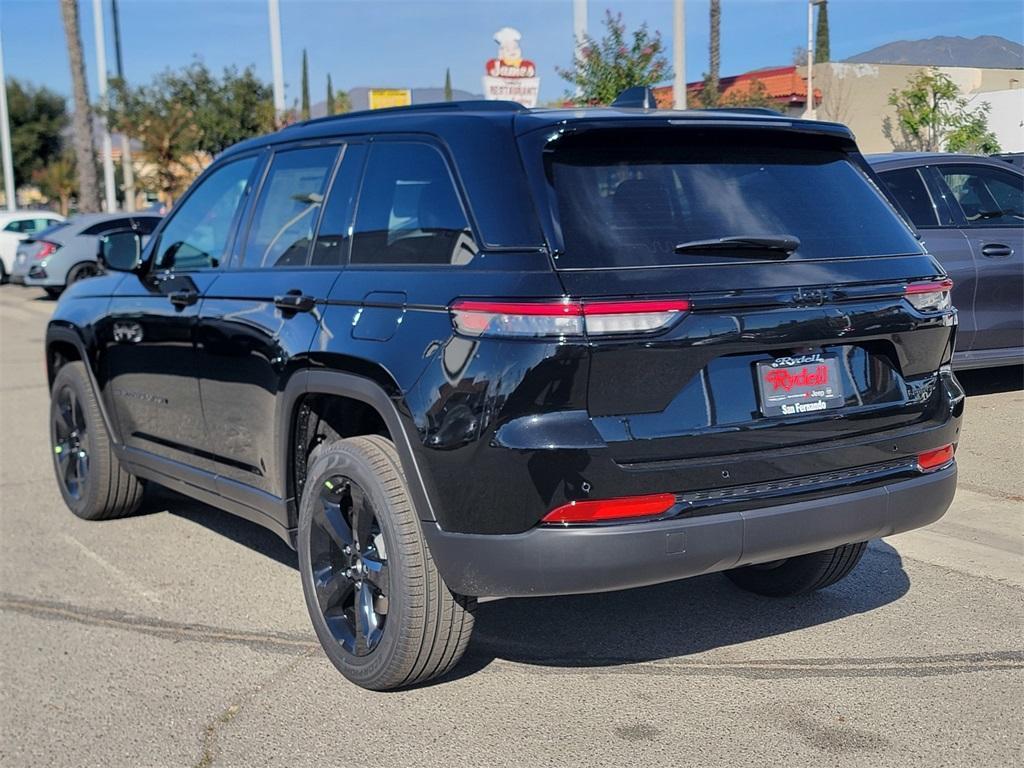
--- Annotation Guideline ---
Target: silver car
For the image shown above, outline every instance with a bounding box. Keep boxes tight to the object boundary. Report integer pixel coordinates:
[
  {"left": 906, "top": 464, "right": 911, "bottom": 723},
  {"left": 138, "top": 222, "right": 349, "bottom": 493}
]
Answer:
[{"left": 11, "top": 213, "right": 161, "bottom": 297}]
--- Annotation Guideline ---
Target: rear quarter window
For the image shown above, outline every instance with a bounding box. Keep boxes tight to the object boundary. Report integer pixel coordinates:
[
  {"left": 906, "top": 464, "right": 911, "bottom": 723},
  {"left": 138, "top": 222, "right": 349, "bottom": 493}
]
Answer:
[{"left": 546, "top": 132, "right": 922, "bottom": 269}]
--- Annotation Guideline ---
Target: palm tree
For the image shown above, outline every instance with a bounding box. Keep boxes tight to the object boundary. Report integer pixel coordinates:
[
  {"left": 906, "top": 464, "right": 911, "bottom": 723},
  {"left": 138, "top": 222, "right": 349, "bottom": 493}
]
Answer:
[
  {"left": 59, "top": 0, "right": 100, "bottom": 212},
  {"left": 709, "top": 0, "right": 721, "bottom": 105}
]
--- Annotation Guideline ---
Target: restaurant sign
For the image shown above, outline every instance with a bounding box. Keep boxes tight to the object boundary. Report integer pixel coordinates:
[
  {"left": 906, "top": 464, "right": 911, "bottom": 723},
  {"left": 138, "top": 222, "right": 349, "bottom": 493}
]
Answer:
[{"left": 482, "top": 27, "right": 540, "bottom": 108}]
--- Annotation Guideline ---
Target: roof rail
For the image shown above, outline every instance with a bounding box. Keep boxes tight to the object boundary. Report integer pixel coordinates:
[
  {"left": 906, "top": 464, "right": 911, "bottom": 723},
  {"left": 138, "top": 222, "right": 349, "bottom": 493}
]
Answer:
[{"left": 285, "top": 99, "right": 526, "bottom": 130}]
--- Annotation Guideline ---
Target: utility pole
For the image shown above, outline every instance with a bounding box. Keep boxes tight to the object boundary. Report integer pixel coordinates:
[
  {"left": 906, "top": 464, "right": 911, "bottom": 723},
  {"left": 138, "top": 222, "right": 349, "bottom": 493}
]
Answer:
[
  {"left": 0, "top": 26, "right": 16, "bottom": 210},
  {"left": 572, "top": 0, "right": 587, "bottom": 99},
  {"left": 91, "top": 0, "right": 117, "bottom": 211},
  {"left": 268, "top": 0, "right": 286, "bottom": 120},
  {"left": 673, "top": 0, "right": 686, "bottom": 109},
  {"left": 110, "top": 0, "right": 134, "bottom": 211}
]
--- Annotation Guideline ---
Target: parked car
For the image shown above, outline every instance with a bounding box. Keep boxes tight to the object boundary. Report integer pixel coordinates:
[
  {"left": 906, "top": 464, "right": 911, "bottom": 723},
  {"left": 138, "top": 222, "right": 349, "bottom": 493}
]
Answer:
[
  {"left": 46, "top": 102, "right": 962, "bottom": 690},
  {"left": 868, "top": 153, "right": 1023, "bottom": 369},
  {"left": 994, "top": 152, "right": 1023, "bottom": 171},
  {"left": 0, "top": 210, "right": 65, "bottom": 284},
  {"left": 11, "top": 212, "right": 162, "bottom": 297}
]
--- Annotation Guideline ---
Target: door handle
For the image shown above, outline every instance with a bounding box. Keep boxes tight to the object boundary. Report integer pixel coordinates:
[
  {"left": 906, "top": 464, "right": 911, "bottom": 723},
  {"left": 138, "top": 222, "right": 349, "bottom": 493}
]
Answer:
[
  {"left": 274, "top": 291, "right": 316, "bottom": 313},
  {"left": 168, "top": 289, "right": 198, "bottom": 307},
  {"left": 981, "top": 243, "right": 1013, "bottom": 258}
]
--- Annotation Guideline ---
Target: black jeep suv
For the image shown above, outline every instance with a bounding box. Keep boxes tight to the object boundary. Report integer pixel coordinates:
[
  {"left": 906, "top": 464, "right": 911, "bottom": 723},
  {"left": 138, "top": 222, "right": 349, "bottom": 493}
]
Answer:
[{"left": 46, "top": 101, "right": 963, "bottom": 690}]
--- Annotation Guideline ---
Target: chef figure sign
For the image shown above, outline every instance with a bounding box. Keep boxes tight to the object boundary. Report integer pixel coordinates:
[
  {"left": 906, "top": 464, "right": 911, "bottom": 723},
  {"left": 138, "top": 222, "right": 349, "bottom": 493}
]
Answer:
[{"left": 483, "top": 27, "right": 540, "bottom": 108}]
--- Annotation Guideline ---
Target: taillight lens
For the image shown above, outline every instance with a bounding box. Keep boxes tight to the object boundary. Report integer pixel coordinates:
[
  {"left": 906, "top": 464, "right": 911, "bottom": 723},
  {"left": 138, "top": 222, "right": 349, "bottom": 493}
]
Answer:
[
  {"left": 905, "top": 279, "right": 953, "bottom": 312},
  {"left": 450, "top": 298, "right": 690, "bottom": 338},
  {"left": 542, "top": 493, "right": 677, "bottom": 524},
  {"left": 918, "top": 444, "right": 954, "bottom": 472},
  {"left": 34, "top": 241, "right": 59, "bottom": 260}
]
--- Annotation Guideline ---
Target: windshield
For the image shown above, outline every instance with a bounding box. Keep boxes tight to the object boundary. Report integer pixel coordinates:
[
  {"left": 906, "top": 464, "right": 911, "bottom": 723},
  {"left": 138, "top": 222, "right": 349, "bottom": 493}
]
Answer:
[{"left": 547, "top": 132, "right": 921, "bottom": 269}]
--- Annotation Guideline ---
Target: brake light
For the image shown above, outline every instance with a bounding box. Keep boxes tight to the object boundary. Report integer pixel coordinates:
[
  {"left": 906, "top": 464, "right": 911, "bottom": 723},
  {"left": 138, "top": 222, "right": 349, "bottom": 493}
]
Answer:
[
  {"left": 905, "top": 279, "right": 953, "bottom": 312},
  {"left": 449, "top": 298, "right": 690, "bottom": 338},
  {"left": 917, "top": 444, "right": 954, "bottom": 472},
  {"left": 542, "top": 493, "right": 677, "bottom": 524},
  {"left": 34, "top": 241, "right": 59, "bottom": 260}
]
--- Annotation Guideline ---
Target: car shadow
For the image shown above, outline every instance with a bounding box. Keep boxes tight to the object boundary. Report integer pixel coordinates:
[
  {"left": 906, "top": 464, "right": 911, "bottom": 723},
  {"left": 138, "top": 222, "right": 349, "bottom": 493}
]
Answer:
[
  {"left": 445, "top": 541, "right": 909, "bottom": 680},
  {"left": 144, "top": 483, "right": 910, "bottom": 682},
  {"left": 957, "top": 365, "right": 1022, "bottom": 397}
]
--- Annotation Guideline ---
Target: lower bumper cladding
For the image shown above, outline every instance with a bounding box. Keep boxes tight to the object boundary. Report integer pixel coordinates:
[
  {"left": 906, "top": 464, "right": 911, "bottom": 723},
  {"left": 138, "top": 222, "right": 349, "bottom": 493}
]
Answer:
[{"left": 421, "top": 464, "right": 957, "bottom": 598}]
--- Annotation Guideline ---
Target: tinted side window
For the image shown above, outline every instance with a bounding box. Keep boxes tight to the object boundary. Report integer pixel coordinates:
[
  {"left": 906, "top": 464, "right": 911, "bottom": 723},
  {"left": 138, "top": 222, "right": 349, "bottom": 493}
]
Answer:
[
  {"left": 81, "top": 217, "right": 133, "bottom": 237},
  {"left": 312, "top": 144, "right": 366, "bottom": 266},
  {"left": 878, "top": 168, "right": 945, "bottom": 227},
  {"left": 132, "top": 216, "right": 161, "bottom": 235},
  {"left": 937, "top": 165, "right": 1024, "bottom": 227},
  {"left": 154, "top": 155, "right": 258, "bottom": 270},
  {"left": 240, "top": 146, "right": 338, "bottom": 269},
  {"left": 351, "top": 143, "right": 476, "bottom": 266}
]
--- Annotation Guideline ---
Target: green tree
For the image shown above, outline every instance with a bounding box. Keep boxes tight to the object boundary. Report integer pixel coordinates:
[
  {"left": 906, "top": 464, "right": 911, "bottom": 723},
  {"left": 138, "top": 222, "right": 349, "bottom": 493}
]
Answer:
[
  {"left": 4, "top": 79, "right": 67, "bottom": 187},
  {"left": 59, "top": 0, "right": 100, "bottom": 212},
  {"left": 557, "top": 11, "right": 671, "bottom": 105},
  {"left": 108, "top": 63, "right": 274, "bottom": 203},
  {"left": 815, "top": 1, "right": 830, "bottom": 63},
  {"left": 301, "top": 49, "right": 311, "bottom": 120},
  {"left": 883, "top": 67, "right": 999, "bottom": 152},
  {"left": 326, "top": 74, "right": 335, "bottom": 116},
  {"left": 32, "top": 153, "right": 76, "bottom": 215},
  {"left": 333, "top": 89, "right": 352, "bottom": 115},
  {"left": 946, "top": 102, "right": 1001, "bottom": 154},
  {"left": 444, "top": 68, "right": 453, "bottom": 102},
  {"left": 720, "top": 79, "right": 776, "bottom": 110}
]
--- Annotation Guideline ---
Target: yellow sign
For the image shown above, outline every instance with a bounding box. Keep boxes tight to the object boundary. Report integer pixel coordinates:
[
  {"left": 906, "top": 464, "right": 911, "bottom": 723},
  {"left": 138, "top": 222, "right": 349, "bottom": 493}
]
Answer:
[{"left": 368, "top": 89, "right": 412, "bottom": 110}]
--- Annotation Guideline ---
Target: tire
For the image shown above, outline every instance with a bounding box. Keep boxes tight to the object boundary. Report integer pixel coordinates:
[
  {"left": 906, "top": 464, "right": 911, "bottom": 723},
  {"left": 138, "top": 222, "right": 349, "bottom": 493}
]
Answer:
[
  {"left": 0, "top": 261, "right": 7, "bottom": 284},
  {"left": 723, "top": 542, "right": 868, "bottom": 597},
  {"left": 298, "top": 435, "right": 475, "bottom": 690},
  {"left": 65, "top": 261, "right": 100, "bottom": 287},
  {"left": 49, "top": 361, "right": 144, "bottom": 520},
  {"left": 44, "top": 286, "right": 63, "bottom": 299}
]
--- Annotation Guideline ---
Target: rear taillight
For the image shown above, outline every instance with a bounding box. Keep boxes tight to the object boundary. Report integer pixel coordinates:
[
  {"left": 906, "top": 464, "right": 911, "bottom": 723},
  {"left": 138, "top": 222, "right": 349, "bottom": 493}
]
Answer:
[
  {"left": 35, "top": 241, "right": 59, "bottom": 260},
  {"left": 449, "top": 298, "right": 690, "bottom": 338},
  {"left": 905, "top": 279, "right": 953, "bottom": 312},
  {"left": 542, "top": 493, "right": 677, "bottom": 524},
  {"left": 918, "top": 444, "right": 954, "bottom": 472}
]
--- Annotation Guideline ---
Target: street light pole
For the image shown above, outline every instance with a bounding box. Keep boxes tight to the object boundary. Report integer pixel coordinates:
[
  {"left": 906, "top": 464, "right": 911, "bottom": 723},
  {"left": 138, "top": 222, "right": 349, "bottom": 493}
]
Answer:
[
  {"left": 573, "top": 0, "right": 587, "bottom": 100},
  {"left": 0, "top": 26, "right": 16, "bottom": 210},
  {"left": 92, "top": 0, "right": 117, "bottom": 211},
  {"left": 111, "top": 0, "right": 135, "bottom": 211},
  {"left": 673, "top": 0, "right": 686, "bottom": 109},
  {"left": 804, "top": 0, "right": 824, "bottom": 120},
  {"left": 268, "top": 0, "right": 286, "bottom": 120}
]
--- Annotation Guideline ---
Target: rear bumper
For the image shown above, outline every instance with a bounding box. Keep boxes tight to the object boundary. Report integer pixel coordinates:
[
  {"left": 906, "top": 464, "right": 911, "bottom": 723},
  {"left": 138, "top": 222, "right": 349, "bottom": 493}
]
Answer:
[{"left": 422, "top": 464, "right": 956, "bottom": 598}]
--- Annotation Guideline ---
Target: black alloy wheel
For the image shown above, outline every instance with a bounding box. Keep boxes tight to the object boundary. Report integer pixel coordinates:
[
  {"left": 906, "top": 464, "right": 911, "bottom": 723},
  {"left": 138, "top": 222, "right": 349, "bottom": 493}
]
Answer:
[
  {"left": 309, "top": 476, "right": 391, "bottom": 656},
  {"left": 53, "top": 384, "right": 90, "bottom": 501}
]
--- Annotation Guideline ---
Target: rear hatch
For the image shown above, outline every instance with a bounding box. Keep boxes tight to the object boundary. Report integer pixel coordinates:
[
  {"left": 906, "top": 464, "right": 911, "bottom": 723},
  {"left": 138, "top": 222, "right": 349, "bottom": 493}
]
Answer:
[{"left": 523, "top": 122, "right": 955, "bottom": 469}]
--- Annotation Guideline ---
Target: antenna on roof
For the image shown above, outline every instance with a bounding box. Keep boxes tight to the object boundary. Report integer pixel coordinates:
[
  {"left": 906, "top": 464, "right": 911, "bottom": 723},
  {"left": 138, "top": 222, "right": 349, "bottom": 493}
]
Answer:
[{"left": 611, "top": 86, "right": 658, "bottom": 109}]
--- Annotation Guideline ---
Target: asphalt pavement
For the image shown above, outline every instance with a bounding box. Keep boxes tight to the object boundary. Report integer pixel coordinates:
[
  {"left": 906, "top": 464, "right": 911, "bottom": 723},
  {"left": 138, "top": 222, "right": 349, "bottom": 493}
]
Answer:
[{"left": 0, "top": 286, "right": 1021, "bottom": 768}]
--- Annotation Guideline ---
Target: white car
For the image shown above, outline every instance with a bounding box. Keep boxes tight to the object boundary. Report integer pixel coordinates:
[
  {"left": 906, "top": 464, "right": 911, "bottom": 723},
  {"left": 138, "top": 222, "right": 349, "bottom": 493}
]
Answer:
[{"left": 0, "top": 211, "right": 65, "bottom": 284}]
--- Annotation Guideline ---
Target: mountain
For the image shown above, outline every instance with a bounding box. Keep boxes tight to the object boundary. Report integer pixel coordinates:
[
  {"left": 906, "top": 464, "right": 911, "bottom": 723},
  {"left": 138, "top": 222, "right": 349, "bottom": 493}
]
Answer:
[{"left": 846, "top": 35, "right": 1023, "bottom": 69}]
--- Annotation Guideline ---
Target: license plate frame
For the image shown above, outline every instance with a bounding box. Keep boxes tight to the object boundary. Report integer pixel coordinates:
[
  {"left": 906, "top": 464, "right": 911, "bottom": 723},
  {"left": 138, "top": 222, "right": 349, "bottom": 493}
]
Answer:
[{"left": 755, "top": 354, "right": 845, "bottom": 418}]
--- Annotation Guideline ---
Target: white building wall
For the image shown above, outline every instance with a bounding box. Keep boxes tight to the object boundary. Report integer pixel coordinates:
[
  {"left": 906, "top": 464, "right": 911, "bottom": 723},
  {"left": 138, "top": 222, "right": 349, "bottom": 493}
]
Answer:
[{"left": 966, "top": 89, "right": 1024, "bottom": 152}]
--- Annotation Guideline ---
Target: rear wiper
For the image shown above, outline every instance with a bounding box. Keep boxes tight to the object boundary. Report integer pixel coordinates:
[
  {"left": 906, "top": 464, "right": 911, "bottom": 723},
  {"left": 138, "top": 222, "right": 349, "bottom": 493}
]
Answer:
[{"left": 673, "top": 235, "right": 800, "bottom": 260}]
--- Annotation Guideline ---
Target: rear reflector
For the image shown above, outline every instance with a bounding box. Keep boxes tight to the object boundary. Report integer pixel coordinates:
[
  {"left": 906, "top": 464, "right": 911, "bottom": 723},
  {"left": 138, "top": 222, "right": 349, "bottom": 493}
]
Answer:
[
  {"left": 450, "top": 298, "right": 690, "bottom": 338},
  {"left": 905, "top": 279, "right": 953, "bottom": 312},
  {"left": 542, "top": 493, "right": 677, "bottom": 524},
  {"left": 917, "top": 444, "right": 954, "bottom": 472}
]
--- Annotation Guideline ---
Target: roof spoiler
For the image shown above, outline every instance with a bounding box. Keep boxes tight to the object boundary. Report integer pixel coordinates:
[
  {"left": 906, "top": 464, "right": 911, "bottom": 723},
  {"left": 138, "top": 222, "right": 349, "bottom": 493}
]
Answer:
[{"left": 611, "top": 86, "right": 658, "bottom": 109}]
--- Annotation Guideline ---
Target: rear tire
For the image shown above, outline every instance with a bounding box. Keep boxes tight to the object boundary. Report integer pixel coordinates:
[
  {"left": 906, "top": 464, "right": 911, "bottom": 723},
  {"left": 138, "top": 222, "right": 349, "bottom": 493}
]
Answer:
[
  {"left": 66, "top": 261, "right": 99, "bottom": 287},
  {"left": 0, "top": 261, "right": 7, "bottom": 284},
  {"left": 723, "top": 542, "right": 868, "bottom": 597},
  {"left": 297, "top": 435, "right": 475, "bottom": 690},
  {"left": 49, "top": 361, "right": 144, "bottom": 520},
  {"left": 44, "top": 286, "right": 63, "bottom": 299}
]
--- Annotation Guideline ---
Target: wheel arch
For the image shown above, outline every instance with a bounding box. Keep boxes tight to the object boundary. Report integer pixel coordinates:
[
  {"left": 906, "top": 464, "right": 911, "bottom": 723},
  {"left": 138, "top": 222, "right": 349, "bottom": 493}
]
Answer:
[
  {"left": 45, "top": 324, "right": 121, "bottom": 445},
  {"left": 279, "top": 368, "right": 437, "bottom": 530}
]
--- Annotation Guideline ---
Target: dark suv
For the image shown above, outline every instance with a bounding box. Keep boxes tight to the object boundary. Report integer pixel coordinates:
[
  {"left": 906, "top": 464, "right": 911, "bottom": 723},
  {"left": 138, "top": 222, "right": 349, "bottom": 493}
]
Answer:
[{"left": 45, "top": 101, "right": 962, "bottom": 690}]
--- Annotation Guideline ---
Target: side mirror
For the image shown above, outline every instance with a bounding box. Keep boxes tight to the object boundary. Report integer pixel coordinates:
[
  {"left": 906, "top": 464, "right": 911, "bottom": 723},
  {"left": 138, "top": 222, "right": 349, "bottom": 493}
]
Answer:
[{"left": 98, "top": 230, "right": 142, "bottom": 273}]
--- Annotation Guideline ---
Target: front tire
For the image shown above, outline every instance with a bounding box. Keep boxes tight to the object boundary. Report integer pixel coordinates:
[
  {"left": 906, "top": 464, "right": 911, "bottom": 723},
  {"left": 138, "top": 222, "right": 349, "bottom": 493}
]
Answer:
[
  {"left": 49, "top": 361, "right": 144, "bottom": 520},
  {"left": 723, "top": 542, "right": 868, "bottom": 597},
  {"left": 297, "top": 436, "right": 475, "bottom": 690}
]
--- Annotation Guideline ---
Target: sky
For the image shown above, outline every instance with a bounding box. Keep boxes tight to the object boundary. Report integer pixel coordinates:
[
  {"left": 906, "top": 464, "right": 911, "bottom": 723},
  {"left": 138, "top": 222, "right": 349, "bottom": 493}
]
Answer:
[{"left": 2, "top": 0, "right": 1023, "bottom": 106}]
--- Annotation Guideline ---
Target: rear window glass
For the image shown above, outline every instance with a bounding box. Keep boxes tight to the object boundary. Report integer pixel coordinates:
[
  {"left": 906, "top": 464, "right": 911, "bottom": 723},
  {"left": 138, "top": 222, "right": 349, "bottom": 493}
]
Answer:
[{"left": 547, "top": 133, "right": 921, "bottom": 268}]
